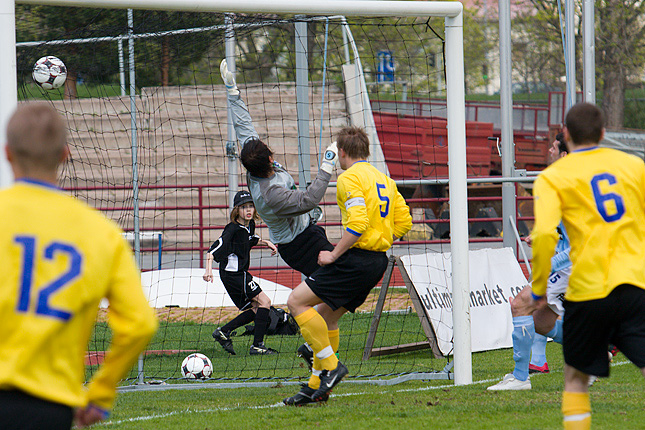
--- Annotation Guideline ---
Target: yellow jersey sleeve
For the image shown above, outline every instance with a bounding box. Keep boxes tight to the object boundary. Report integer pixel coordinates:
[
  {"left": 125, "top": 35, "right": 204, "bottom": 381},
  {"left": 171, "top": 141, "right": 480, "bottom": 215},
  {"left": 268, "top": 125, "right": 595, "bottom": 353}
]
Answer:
[
  {"left": 392, "top": 187, "right": 413, "bottom": 239},
  {"left": 337, "top": 171, "right": 370, "bottom": 237},
  {"left": 85, "top": 234, "right": 158, "bottom": 410},
  {"left": 531, "top": 174, "right": 561, "bottom": 297}
]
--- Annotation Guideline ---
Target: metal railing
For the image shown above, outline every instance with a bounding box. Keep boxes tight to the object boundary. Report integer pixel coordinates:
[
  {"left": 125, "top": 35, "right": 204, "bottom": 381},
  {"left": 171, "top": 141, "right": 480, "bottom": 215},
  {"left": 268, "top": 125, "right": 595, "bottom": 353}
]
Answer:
[{"left": 66, "top": 179, "right": 536, "bottom": 271}]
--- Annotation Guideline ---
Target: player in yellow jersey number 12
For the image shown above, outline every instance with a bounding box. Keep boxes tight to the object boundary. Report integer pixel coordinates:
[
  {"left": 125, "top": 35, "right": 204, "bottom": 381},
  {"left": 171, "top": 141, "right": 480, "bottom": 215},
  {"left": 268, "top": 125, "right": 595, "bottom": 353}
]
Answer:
[{"left": 0, "top": 103, "right": 157, "bottom": 430}]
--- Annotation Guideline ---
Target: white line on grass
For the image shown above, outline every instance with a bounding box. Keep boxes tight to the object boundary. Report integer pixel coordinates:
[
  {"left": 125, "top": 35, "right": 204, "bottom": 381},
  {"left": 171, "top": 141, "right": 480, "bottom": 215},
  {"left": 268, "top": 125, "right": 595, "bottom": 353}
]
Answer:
[
  {"left": 103, "top": 360, "right": 631, "bottom": 426},
  {"left": 102, "top": 402, "right": 285, "bottom": 426}
]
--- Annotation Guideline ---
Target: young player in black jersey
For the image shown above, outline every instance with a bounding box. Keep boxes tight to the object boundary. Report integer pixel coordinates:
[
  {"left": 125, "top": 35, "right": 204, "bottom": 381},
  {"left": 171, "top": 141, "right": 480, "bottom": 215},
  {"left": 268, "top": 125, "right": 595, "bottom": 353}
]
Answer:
[{"left": 203, "top": 190, "right": 279, "bottom": 355}]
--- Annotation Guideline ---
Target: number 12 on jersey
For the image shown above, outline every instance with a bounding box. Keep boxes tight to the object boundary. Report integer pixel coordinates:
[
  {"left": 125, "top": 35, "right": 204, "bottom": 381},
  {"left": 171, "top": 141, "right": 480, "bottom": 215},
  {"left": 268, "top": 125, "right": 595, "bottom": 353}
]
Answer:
[{"left": 14, "top": 235, "right": 82, "bottom": 321}]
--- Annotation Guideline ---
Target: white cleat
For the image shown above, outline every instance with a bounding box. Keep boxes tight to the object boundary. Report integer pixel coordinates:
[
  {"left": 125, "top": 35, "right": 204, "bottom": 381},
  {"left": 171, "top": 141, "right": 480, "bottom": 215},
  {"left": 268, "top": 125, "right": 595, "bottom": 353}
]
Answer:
[
  {"left": 588, "top": 375, "right": 597, "bottom": 386},
  {"left": 487, "top": 373, "right": 532, "bottom": 391}
]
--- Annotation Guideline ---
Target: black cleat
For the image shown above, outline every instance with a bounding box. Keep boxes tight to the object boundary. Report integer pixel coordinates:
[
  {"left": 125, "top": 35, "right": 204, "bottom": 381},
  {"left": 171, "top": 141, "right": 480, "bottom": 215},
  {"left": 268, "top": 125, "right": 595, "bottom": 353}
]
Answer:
[
  {"left": 297, "top": 343, "right": 314, "bottom": 370},
  {"left": 283, "top": 384, "right": 329, "bottom": 406},
  {"left": 313, "top": 361, "right": 348, "bottom": 401},
  {"left": 212, "top": 328, "right": 236, "bottom": 355},
  {"left": 249, "top": 343, "right": 278, "bottom": 355}
]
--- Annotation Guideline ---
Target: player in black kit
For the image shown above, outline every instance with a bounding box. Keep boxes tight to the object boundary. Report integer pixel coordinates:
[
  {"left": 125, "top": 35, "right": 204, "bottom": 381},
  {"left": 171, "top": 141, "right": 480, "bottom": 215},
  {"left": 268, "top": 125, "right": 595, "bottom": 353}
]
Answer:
[{"left": 203, "top": 190, "right": 279, "bottom": 355}]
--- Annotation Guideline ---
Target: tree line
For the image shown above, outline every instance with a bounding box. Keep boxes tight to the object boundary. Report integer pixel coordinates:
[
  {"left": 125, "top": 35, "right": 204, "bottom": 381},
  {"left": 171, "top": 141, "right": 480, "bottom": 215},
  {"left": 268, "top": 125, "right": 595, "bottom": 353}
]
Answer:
[{"left": 15, "top": 3, "right": 645, "bottom": 129}]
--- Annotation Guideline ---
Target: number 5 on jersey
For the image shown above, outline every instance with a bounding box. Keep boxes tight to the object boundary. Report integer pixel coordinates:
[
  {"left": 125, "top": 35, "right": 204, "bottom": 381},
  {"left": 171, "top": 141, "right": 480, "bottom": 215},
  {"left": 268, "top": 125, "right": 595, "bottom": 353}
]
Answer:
[
  {"left": 14, "top": 236, "right": 82, "bottom": 321},
  {"left": 376, "top": 183, "right": 390, "bottom": 217}
]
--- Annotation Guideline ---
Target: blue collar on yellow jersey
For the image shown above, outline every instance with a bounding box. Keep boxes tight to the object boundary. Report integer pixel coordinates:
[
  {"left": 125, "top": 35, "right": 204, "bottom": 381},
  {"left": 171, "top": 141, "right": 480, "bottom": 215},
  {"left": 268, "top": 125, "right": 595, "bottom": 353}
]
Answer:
[
  {"left": 16, "top": 178, "right": 60, "bottom": 190},
  {"left": 572, "top": 145, "right": 599, "bottom": 153}
]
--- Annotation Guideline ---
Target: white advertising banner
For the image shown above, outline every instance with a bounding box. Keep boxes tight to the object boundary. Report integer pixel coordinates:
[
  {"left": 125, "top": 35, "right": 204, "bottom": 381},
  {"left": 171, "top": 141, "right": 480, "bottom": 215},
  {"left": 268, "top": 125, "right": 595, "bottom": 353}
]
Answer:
[
  {"left": 100, "top": 268, "right": 292, "bottom": 309},
  {"left": 400, "top": 248, "right": 528, "bottom": 356}
]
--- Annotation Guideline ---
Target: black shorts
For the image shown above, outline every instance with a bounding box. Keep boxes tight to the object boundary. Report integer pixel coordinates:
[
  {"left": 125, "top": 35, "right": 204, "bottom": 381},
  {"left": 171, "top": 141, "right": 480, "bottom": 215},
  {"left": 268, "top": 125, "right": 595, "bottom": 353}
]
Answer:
[
  {"left": 0, "top": 389, "right": 73, "bottom": 430},
  {"left": 563, "top": 284, "right": 645, "bottom": 377},
  {"left": 305, "top": 248, "right": 388, "bottom": 312},
  {"left": 278, "top": 224, "right": 333, "bottom": 277},
  {"left": 219, "top": 271, "right": 262, "bottom": 311}
]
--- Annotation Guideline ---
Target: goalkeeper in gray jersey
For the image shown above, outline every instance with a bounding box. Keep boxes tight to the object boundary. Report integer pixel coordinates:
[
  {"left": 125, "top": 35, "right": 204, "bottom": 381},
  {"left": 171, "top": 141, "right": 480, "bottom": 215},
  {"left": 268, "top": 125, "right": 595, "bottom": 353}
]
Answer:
[
  {"left": 218, "top": 60, "right": 339, "bottom": 384},
  {"left": 219, "top": 59, "right": 337, "bottom": 278}
]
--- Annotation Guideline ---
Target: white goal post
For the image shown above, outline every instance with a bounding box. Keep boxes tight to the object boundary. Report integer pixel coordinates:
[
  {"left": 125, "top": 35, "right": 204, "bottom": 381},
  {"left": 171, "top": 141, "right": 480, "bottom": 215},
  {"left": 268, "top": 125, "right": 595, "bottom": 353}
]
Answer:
[{"left": 5, "top": 0, "right": 472, "bottom": 386}]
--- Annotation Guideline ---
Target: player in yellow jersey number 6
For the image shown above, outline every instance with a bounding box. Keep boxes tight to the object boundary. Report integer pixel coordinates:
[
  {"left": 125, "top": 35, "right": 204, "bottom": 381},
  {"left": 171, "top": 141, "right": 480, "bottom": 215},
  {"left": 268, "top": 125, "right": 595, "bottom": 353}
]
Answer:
[{"left": 529, "top": 102, "right": 645, "bottom": 429}]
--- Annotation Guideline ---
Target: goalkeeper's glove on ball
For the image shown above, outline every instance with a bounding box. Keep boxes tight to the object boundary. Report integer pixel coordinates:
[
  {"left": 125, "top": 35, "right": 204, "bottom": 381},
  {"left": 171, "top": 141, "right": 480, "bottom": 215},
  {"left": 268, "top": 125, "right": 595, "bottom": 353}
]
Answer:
[
  {"left": 220, "top": 59, "right": 239, "bottom": 96},
  {"left": 320, "top": 141, "right": 338, "bottom": 174}
]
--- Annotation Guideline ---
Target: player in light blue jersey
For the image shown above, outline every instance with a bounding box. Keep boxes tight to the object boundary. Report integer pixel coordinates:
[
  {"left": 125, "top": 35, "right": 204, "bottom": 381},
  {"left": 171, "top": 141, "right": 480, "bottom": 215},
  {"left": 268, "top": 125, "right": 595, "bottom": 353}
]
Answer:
[{"left": 488, "top": 134, "right": 570, "bottom": 391}]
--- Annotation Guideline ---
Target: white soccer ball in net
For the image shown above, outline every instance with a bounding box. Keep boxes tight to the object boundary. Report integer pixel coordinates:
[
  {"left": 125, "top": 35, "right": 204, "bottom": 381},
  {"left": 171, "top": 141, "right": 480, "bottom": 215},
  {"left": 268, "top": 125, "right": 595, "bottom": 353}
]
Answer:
[
  {"left": 32, "top": 56, "right": 67, "bottom": 90},
  {"left": 180, "top": 353, "right": 213, "bottom": 379}
]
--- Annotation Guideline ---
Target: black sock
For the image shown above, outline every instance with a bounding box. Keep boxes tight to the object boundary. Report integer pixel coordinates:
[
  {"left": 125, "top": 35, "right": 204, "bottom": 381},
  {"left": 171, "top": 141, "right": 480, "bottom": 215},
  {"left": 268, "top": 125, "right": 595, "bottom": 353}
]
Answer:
[
  {"left": 221, "top": 309, "right": 255, "bottom": 333},
  {"left": 253, "top": 307, "right": 271, "bottom": 346}
]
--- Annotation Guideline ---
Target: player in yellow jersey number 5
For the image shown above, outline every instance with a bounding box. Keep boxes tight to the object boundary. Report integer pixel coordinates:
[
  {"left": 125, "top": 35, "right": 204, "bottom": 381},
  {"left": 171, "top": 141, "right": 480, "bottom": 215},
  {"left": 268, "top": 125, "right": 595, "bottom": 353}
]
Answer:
[
  {"left": 0, "top": 103, "right": 158, "bottom": 429},
  {"left": 285, "top": 127, "right": 412, "bottom": 405}
]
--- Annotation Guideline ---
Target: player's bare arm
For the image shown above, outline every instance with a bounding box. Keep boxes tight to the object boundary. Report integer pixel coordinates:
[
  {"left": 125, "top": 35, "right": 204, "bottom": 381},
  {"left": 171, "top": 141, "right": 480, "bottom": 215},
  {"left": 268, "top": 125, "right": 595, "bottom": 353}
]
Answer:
[
  {"left": 258, "top": 239, "right": 277, "bottom": 255},
  {"left": 318, "top": 230, "right": 360, "bottom": 266},
  {"left": 203, "top": 253, "right": 214, "bottom": 282},
  {"left": 74, "top": 404, "right": 109, "bottom": 428}
]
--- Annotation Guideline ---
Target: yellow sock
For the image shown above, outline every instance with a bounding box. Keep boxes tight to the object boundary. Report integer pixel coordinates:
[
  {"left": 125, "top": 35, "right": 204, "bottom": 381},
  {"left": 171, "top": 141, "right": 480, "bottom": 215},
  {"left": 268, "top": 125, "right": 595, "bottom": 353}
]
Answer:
[
  {"left": 328, "top": 328, "right": 340, "bottom": 354},
  {"left": 294, "top": 309, "right": 338, "bottom": 371},
  {"left": 308, "top": 373, "right": 321, "bottom": 390},
  {"left": 562, "top": 391, "right": 591, "bottom": 430},
  {"left": 308, "top": 329, "right": 340, "bottom": 389}
]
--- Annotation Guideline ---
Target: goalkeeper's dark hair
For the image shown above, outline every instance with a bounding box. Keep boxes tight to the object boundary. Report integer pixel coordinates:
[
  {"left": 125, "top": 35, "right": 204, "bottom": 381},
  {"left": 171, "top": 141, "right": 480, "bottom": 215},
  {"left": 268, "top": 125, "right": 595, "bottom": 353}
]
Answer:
[
  {"left": 240, "top": 138, "right": 274, "bottom": 178},
  {"left": 336, "top": 126, "right": 370, "bottom": 159},
  {"left": 555, "top": 132, "right": 568, "bottom": 154}
]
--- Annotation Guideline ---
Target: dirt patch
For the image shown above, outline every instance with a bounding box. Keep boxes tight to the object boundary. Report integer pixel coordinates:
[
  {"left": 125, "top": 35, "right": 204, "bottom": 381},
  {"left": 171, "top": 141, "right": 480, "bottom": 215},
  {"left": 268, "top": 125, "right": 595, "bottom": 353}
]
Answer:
[{"left": 96, "top": 291, "right": 414, "bottom": 324}]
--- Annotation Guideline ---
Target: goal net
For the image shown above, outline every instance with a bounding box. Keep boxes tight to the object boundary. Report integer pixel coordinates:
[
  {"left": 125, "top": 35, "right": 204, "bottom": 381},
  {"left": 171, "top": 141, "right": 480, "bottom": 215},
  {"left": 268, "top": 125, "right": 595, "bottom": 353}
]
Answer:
[{"left": 14, "top": 4, "right": 469, "bottom": 387}]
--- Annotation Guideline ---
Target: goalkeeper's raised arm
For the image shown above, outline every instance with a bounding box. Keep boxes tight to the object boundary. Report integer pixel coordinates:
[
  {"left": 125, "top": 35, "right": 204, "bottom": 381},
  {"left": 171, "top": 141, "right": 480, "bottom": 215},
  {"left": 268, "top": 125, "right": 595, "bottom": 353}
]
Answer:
[{"left": 220, "top": 58, "right": 338, "bottom": 190}]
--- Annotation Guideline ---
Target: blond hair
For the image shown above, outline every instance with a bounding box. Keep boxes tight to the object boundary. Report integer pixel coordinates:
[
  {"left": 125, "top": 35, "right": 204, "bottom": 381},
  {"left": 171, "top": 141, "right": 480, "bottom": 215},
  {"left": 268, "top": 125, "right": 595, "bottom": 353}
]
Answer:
[
  {"left": 336, "top": 126, "right": 370, "bottom": 159},
  {"left": 7, "top": 103, "right": 67, "bottom": 174}
]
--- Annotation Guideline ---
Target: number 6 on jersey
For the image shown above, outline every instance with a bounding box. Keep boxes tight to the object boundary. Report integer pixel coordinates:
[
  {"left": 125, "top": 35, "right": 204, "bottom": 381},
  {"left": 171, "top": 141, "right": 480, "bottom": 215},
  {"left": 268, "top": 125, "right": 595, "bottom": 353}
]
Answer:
[{"left": 590, "top": 173, "right": 625, "bottom": 222}]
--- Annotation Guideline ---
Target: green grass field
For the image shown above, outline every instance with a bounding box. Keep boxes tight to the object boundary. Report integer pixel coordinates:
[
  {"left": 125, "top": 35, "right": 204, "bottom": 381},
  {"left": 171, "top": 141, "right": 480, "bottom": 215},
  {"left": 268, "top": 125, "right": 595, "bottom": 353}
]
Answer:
[
  {"left": 83, "top": 310, "right": 645, "bottom": 429},
  {"left": 88, "top": 310, "right": 445, "bottom": 383},
  {"left": 19, "top": 82, "right": 124, "bottom": 100},
  {"left": 94, "top": 343, "right": 645, "bottom": 429}
]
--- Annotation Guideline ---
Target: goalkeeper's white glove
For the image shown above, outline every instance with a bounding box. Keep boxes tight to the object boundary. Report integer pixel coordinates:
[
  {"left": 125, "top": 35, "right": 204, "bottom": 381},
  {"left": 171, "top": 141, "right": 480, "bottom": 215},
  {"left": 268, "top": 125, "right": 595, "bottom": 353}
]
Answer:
[
  {"left": 320, "top": 141, "right": 338, "bottom": 174},
  {"left": 220, "top": 59, "right": 239, "bottom": 96}
]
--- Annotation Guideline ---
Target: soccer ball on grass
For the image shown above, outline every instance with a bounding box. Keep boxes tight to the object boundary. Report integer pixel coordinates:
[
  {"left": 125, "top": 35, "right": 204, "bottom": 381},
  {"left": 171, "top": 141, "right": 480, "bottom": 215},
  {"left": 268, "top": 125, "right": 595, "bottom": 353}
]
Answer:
[
  {"left": 32, "top": 56, "right": 67, "bottom": 90},
  {"left": 180, "top": 353, "right": 213, "bottom": 379}
]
